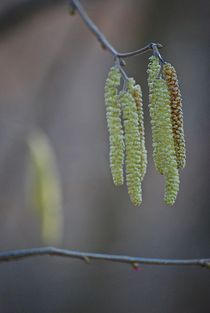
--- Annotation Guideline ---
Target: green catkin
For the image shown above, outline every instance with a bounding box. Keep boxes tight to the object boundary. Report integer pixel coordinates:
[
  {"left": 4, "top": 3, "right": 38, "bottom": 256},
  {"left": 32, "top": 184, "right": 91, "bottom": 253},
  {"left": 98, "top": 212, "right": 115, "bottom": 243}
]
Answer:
[
  {"left": 149, "top": 78, "right": 180, "bottom": 205},
  {"left": 104, "top": 66, "right": 124, "bottom": 186},
  {"left": 147, "top": 56, "right": 165, "bottom": 174},
  {"left": 127, "top": 78, "right": 147, "bottom": 180},
  {"left": 120, "top": 90, "right": 142, "bottom": 206},
  {"left": 163, "top": 63, "right": 186, "bottom": 169}
]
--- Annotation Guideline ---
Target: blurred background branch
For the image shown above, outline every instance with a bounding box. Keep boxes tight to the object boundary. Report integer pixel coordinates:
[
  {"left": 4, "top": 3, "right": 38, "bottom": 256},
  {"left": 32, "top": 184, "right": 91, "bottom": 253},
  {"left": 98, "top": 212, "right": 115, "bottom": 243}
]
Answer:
[{"left": 0, "top": 0, "right": 65, "bottom": 33}]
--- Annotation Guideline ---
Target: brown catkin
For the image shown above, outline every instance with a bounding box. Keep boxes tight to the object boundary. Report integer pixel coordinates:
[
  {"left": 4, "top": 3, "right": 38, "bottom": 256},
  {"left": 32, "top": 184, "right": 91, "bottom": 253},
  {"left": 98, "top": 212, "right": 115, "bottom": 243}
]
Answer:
[{"left": 163, "top": 63, "right": 186, "bottom": 169}]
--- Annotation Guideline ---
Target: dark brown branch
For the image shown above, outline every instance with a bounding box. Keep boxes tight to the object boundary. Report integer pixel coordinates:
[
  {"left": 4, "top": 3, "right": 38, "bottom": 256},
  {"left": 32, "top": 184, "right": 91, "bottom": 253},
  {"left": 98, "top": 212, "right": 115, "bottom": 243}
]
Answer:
[
  {"left": 0, "top": 247, "right": 210, "bottom": 270},
  {"left": 69, "top": 0, "right": 162, "bottom": 59}
]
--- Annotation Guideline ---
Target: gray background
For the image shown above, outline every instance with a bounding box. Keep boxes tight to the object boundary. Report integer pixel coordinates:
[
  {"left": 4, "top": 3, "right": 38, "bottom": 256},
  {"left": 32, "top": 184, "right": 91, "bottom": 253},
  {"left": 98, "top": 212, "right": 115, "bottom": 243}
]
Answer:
[{"left": 0, "top": 0, "right": 209, "bottom": 312}]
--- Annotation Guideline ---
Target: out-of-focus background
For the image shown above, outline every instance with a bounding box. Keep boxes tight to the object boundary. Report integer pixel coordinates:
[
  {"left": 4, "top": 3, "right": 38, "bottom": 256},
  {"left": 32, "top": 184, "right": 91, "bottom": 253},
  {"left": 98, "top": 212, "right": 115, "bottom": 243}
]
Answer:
[{"left": 0, "top": 0, "right": 209, "bottom": 312}]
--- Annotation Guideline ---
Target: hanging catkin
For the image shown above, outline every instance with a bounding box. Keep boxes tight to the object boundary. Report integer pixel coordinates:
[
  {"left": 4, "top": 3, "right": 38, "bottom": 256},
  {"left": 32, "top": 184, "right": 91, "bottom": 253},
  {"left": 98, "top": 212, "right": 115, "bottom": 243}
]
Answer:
[
  {"left": 153, "top": 79, "right": 179, "bottom": 205},
  {"left": 147, "top": 56, "right": 164, "bottom": 174},
  {"left": 148, "top": 57, "right": 180, "bottom": 205},
  {"left": 104, "top": 66, "right": 124, "bottom": 186},
  {"left": 163, "top": 63, "right": 186, "bottom": 169},
  {"left": 127, "top": 78, "right": 147, "bottom": 180},
  {"left": 120, "top": 90, "right": 142, "bottom": 206}
]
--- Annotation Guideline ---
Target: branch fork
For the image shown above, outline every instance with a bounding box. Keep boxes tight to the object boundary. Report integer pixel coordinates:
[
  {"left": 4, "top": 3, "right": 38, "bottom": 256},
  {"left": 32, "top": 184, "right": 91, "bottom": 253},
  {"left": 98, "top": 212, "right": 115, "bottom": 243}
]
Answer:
[{"left": 69, "top": 0, "right": 163, "bottom": 63}]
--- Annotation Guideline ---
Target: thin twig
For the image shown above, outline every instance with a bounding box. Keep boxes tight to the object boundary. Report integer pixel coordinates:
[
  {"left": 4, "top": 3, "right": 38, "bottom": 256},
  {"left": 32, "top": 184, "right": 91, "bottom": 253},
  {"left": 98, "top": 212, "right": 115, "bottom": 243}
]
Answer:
[
  {"left": 69, "top": 0, "right": 162, "bottom": 59},
  {"left": 69, "top": 0, "right": 117, "bottom": 56},
  {"left": 114, "top": 58, "right": 128, "bottom": 81},
  {"left": 151, "top": 42, "right": 165, "bottom": 63},
  {"left": 118, "top": 43, "right": 163, "bottom": 58},
  {"left": 0, "top": 247, "right": 209, "bottom": 270}
]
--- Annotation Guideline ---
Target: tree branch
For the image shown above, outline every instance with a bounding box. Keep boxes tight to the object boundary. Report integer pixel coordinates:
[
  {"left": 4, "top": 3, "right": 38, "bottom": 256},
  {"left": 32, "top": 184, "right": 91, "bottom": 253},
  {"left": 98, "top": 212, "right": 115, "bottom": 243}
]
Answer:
[
  {"left": 69, "top": 0, "right": 162, "bottom": 59},
  {"left": 0, "top": 247, "right": 209, "bottom": 270}
]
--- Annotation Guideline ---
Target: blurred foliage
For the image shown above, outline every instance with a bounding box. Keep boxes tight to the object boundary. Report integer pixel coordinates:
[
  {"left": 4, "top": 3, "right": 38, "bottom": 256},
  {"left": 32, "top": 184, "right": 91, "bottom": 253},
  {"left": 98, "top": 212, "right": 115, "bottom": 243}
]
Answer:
[{"left": 27, "top": 129, "right": 63, "bottom": 244}]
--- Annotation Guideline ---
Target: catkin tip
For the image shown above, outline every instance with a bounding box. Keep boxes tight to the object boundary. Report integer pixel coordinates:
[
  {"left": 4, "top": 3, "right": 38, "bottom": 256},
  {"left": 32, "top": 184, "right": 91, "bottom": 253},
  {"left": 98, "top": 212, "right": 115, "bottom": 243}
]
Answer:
[{"left": 164, "top": 167, "right": 180, "bottom": 205}]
